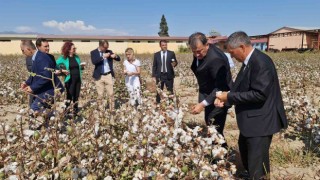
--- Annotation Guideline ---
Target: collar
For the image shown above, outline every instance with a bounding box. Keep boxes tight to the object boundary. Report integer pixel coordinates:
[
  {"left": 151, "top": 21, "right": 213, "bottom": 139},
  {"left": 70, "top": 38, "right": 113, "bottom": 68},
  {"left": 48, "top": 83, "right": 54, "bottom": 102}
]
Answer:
[
  {"left": 244, "top": 48, "right": 254, "bottom": 66},
  {"left": 32, "top": 50, "right": 38, "bottom": 61},
  {"left": 98, "top": 48, "right": 104, "bottom": 53}
]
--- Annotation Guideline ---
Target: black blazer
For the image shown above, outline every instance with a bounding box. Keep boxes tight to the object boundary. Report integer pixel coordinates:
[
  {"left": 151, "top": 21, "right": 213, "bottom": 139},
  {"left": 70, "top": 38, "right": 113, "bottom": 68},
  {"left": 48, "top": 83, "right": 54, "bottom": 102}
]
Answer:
[
  {"left": 90, "top": 48, "right": 121, "bottom": 79},
  {"left": 152, "top": 50, "right": 177, "bottom": 79},
  {"left": 228, "top": 49, "right": 288, "bottom": 137},
  {"left": 191, "top": 45, "right": 232, "bottom": 104}
]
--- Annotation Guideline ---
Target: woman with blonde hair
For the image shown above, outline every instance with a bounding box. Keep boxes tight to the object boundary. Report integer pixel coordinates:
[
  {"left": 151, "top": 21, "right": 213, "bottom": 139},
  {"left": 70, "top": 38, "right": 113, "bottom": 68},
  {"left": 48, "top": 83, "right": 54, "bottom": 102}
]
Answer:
[{"left": 123, "top": 48, "right": 142, "bottom": 106}]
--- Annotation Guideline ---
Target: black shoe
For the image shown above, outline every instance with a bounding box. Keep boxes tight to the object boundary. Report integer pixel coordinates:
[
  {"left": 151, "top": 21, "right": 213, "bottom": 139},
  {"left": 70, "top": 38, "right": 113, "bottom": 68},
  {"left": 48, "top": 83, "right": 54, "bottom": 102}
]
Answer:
[{"left": 238, "top": 171, "right": 250, "bottom": 180}]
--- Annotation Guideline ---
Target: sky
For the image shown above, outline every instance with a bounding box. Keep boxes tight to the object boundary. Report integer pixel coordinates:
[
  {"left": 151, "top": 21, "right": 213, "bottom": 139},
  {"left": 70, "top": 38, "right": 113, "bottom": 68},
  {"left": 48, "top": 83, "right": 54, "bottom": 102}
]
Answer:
[{"left": 1, "top": 0, "right": 320, "bottom": 37}]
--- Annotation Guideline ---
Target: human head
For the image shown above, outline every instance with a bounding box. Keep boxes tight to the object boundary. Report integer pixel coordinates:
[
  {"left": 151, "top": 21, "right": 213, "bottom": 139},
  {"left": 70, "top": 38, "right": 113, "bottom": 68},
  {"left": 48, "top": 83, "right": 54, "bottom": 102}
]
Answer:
[
  {"left": 61, "top": 41, "right": 76, "bottom": 58},
  {"left": 225, "top": 31, "right": 253, "bottom": 62},
  {"left": 99, "top": 40, "right": 109, "bottom": 52},
  {"left": 20, "top": 40, "right": 36, "bottom": 57},
  {"left": 188, "top": 32, "right": 209, "bottom": 60},
  {"left": 159, "top": 40, "right": 168, "bottom": 52},
  {"left": 125, "top": 47, "right": 135, "bottom": 61},
  {"left": 36, "top": 38, "right": 50, "bottom": 53}
]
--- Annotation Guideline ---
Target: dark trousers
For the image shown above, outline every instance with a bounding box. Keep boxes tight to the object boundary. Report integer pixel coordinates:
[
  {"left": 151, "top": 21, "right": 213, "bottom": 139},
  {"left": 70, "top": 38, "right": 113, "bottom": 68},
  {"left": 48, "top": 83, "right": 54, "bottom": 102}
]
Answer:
[
  {"left": 31, "top": 91, "right": 53, "bottom": 111},
  {"left": 239, "top": 133, "right": 273, "bottom": 179},
  {"left": 28, "top": 94, "right": 34, "bottom": 108},
  {"left": 65, "top": 75, "right": 81, "bottom": 111},
  {"left": 156, "top": 73, "right": 174, "bottom": 103},
  {"left": 205, "top": 105, "right": 228, "bottom": 136}
]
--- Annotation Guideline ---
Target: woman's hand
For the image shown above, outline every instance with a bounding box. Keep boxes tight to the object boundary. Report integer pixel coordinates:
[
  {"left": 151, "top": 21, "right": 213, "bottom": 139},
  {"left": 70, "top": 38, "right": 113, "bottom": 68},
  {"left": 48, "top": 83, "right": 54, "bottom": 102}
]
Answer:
[{"left": 61, "top": 69, "right": 69, "bottom": 75}]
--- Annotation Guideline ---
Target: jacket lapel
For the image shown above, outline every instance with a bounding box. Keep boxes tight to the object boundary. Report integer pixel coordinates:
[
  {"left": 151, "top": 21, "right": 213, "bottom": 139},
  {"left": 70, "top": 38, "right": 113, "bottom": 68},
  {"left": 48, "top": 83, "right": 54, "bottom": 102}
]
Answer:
[{"left": 231, "top": 50, "right": 255, "bottom": 91}]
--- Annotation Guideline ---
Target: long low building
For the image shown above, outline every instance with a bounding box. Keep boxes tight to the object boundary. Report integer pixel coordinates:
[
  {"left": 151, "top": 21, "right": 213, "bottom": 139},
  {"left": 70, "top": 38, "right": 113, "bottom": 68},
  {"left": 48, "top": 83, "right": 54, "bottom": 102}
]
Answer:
[
  {"left": 1, "top": 26, "right": 320, "bottom": 55},
  {"left": 0, "top": 34, "right": 189, "bottom": 55}
]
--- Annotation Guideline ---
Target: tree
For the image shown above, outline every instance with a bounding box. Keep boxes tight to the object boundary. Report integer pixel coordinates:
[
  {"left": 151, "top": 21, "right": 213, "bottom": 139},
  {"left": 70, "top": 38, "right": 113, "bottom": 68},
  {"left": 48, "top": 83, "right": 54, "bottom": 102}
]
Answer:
[
  {"left": 158, "top": 15, "right": 169, "bottom": 37},
  {"left": 208, "top": 29, "right": 221, "bottom": 37}
]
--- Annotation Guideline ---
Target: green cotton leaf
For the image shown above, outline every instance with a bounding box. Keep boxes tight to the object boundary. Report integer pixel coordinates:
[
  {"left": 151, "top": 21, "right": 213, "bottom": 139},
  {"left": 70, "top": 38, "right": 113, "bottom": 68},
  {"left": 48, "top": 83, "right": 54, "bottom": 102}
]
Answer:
[{"left": 29, "top": 72, "right": 36, "bottom": 77}]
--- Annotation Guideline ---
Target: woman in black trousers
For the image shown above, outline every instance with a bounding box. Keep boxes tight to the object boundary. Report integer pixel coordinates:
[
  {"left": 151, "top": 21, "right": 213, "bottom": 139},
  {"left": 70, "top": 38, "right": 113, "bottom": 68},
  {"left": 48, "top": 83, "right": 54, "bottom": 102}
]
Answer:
[{"left": 56, "top": 41, "right": 85, "bottom": 114}]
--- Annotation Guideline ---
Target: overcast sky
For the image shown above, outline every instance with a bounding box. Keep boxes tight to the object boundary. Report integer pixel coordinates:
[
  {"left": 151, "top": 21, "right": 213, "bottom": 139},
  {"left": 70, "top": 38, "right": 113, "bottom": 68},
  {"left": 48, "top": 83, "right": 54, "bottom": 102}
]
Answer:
[{"left": 1, "top": 0, "right": 319, "bottom": 36}]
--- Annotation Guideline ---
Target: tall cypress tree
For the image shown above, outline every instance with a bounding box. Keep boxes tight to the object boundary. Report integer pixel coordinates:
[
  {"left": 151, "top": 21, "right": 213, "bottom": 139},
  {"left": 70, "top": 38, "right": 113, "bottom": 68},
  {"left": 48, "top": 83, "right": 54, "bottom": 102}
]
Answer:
[{"left": 158, "top": 15, "right": 169, "bottom": 37}]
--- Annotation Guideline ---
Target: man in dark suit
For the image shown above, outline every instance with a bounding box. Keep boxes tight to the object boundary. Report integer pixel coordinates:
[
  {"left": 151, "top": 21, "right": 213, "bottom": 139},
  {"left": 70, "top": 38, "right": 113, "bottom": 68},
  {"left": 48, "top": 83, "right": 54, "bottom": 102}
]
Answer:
[
  {"left": 189, "top": 32, "right": 232, "bottom": 140},
  {"left": 35, "top": 38, "right": 56, "bottom": 65},
  {"left": 20, "top": 40, "right": 64, "bottom": 114},
  {"left": 152, "top": 40, "right": 178, "bottom": 103},
  {"left": 216, "top": 31, "right": 288, "bottom": 179},
  {"left": 25, "top": 38, "right": 59, "bottom": 108},
  {"left": 90, "top": 40, "right": 121, "bottom": 110}
]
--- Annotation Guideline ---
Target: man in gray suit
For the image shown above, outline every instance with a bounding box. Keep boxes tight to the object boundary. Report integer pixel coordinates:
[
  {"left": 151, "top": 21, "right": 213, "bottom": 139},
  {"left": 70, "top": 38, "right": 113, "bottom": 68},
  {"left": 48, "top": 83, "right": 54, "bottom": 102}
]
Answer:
[{"left": 216, "top": 31, "right": 288, "bottom": 179}]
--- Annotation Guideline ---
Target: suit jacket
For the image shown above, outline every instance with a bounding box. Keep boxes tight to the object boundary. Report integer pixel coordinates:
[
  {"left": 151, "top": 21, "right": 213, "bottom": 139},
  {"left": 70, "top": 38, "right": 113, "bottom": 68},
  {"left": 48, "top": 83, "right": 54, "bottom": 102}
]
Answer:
[
  {"left": 26, "top": 56, "right": 33, "bottom": 72},
  {"left": 228, "top": 49, "right": 288, "bottom": 137},
  {"left": 152, "top": 50, "right": 177, "bottom": 79},
  {"left": 90, "top": 48, "right": 121, "bottom": 79},
  {"left": 25, "top": 53, "right": 55, "bottom": 72},
  {"left": 47, "top": 53, "right": 56, "bottom": 67},
  {"left": 25, "top": 51, "right": 64, "bottom": 95},
  {"left": 56, "top": 55, "right": 82, "bottom": 83},
  {"left": 191, "top": 45, "right": 232, "bottom": 104}
]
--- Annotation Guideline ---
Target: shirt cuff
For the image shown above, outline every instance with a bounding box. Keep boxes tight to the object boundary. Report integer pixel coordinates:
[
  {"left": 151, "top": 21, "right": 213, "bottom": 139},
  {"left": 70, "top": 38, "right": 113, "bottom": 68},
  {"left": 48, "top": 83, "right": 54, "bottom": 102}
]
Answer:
[{"left": 201, "top": 100, "right": 209, "bottom": 107}]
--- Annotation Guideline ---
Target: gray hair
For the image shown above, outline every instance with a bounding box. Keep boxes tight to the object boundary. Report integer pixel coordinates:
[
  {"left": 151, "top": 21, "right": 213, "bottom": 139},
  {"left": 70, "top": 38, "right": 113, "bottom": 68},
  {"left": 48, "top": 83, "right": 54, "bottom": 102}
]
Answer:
[
  {"left": 226, "top": 31, "right": 251, "bottom": 48},
  {"left": 21, "top": 40, "right": 36, "bottom": 50},
  {"left": 188, "top": 32, "right": 207, "bottom": 49}
]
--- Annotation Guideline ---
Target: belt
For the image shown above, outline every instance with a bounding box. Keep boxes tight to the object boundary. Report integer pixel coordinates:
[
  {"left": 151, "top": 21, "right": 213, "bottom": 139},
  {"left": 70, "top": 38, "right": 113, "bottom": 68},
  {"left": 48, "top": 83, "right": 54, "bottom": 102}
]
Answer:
[{"left": 101, "top": 71, "right": 111, "bottom": 75}]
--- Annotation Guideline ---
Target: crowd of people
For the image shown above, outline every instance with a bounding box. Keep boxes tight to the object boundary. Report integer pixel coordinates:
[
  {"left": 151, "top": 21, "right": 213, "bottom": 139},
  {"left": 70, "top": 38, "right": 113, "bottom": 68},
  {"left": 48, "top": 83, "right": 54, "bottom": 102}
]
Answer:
[{"left": 20, "top": 31, "right": 288, "bottom": 179}]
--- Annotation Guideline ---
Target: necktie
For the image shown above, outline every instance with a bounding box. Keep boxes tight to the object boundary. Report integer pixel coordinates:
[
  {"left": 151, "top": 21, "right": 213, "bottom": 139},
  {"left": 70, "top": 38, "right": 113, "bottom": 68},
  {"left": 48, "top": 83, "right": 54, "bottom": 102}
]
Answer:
[
  {"left": 162, "top": 52, "right": 166, "bottom": 72},
  {"left": 197, "top": 59, "right": 203, "bottom": 67},
  {"left": 231, "top": 63, "right": 246, "bottom": 91}
]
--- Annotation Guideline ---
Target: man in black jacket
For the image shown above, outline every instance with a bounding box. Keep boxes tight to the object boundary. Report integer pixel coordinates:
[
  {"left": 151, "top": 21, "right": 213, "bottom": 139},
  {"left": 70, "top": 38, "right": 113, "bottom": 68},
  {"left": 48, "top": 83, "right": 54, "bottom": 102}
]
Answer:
[
  {"left": 152, "top": 40, "right": 178, "bottom": 103},
  {"left": 216, "top": 31, "right": 288, "bottom": 179},
  {"left": 189, "top": 32, "right": 232, "bottom": 139}
]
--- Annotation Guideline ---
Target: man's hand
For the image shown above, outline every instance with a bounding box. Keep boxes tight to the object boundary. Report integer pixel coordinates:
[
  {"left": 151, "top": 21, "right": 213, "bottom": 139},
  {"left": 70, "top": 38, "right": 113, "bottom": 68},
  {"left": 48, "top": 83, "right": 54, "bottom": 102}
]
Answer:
[
  {"left": 20, "top": 82, "right": 27, "bottom": 89},
  {"left": 171, "top": 61, "right": 177, "bottom": 67},
  {"left": 191, "top": 103, "right": 205, "bottom": 114},
  {"left": 103, "top": 53, "right": 110, "bottom": 59},
  {"left": 23, "top": 86, "right": 33, "bottom": 93},
  {"left": 216, "top": 91, "right": 229, "bottom": 103},
  {"left": 214, "top": 98, "right": 224, "bottom": 108}
]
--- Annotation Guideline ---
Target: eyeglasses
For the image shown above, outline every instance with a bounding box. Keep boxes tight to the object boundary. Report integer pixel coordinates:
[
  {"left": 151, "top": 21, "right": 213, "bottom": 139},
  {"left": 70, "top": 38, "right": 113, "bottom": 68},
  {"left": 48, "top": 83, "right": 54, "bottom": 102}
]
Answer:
[{"left": 72, "top": 47, "right": 77, "bottom": 50}]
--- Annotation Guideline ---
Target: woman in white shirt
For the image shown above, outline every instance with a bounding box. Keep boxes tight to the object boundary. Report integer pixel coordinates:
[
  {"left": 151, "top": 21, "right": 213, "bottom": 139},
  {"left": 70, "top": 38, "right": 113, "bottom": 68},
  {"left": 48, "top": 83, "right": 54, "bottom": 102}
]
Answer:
[{"left": 123, "top": 48, "right": 142, "bottom": 106}]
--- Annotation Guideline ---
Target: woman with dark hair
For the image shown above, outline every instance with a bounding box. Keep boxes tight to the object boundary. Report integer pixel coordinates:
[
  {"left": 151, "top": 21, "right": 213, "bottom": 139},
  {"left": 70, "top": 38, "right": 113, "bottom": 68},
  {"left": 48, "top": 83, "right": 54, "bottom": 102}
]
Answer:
[{"left": 56, "top": 41, "right": 85, "bottom": 114}]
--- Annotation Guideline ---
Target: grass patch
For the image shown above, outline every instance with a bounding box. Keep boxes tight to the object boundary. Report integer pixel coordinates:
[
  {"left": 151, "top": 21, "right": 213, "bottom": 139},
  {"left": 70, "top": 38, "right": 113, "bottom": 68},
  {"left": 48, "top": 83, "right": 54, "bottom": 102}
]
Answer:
[{"left": 270, "top": 141, "right": 319, "bottom": 167}]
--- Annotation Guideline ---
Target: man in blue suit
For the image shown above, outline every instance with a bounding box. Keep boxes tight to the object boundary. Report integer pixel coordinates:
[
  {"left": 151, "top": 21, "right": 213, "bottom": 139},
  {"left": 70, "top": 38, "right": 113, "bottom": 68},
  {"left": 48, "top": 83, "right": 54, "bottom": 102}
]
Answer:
[
  {"left": 20, "top": 40, "right": 63, "bottom": 114},
  {"left": 90, "top": 40, "right": 121, "bottom": 110}
]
